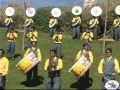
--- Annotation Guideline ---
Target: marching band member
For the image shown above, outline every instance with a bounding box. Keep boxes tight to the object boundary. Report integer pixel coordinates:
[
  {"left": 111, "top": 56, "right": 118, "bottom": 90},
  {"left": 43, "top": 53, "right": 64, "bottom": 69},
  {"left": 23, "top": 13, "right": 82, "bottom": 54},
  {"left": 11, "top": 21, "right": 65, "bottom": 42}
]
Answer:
[
  {"left": 52, "top": 26, "right": 62, "bottom": 59},
  {"left": 75, "top": 43, "right": 93, "bottom": 78},
  {"left": 89, "top": 17, "right": 99, "bottom": 40},
  {"left": 6, "top": 28, "right": 18, "bottom": 60},
  {"left": 24, "top": 41, "right": 42, "bottom": 82},
  {"left": 4, "top": 16, "right": 13, "bottom": 33},
  {"left": 98, "top": 48, "right": 120, "bottom": 89},
  {"left": 113, "top": 16, "right": 120, "bottom": 41},
  {"left": 71, "top": 15, "right": 81, "bottom": 39},
  {"left": 81, "top": 29, "right": 93, "bottom": 50},
  {"left": 26, "top": 26, "right": 38, "bottom": 49},
  {"left": 49, "top": 17, "right": 58, "bottom": 38},
  {"left": 44, "top": 49, "right": 63, "bottom": 90},
  {"left": 0, "top": 49, "right": 9, "bottom": 90},
  {"left": 24, "top": 16, "right": 33, "bottom": 35}
]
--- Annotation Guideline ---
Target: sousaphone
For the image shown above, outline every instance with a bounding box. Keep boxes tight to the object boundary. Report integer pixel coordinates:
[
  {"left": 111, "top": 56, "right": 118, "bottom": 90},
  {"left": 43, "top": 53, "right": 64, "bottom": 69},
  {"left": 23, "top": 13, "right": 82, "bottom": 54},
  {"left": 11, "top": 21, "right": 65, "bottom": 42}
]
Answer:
[
  {"left": 72, "top": 6, "right": 82, "bottom": 26},
  {"left": 49, "top": 8, "right": 61, "bottom": 28},
  {"left": 26, "top": 7, "right": 36, "bottom": 17},
  {"left": 5, "top": 7, "right": 15, "bottom": 16},
  {"left": 115, "top": 5, "right": 120, "bottom": 15},
  {"left": 90, "top": 6, "right": 102, "bottom": 28}
]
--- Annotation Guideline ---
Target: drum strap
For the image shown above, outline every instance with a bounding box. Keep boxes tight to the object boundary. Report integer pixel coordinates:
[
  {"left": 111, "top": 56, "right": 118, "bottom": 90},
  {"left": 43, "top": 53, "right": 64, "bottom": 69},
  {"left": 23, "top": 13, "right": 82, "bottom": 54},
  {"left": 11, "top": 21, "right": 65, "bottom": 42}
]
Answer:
[
  {"left": 81, "top": 49, "right": 89, "bottom": 60},
  {"left": 30, "top": 47, "right": 38, "bottom": 56}
]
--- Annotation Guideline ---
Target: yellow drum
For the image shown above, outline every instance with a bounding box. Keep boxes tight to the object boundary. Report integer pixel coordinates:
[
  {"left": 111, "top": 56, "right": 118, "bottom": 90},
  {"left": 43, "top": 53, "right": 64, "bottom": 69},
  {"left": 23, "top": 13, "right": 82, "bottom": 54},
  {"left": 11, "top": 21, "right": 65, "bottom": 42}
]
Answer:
[
  {"left": 16, "top": 52, "right": 39, "bottom": 73},
  {"left": 69, "top": 55, "right": 91, "bottom": 77}
]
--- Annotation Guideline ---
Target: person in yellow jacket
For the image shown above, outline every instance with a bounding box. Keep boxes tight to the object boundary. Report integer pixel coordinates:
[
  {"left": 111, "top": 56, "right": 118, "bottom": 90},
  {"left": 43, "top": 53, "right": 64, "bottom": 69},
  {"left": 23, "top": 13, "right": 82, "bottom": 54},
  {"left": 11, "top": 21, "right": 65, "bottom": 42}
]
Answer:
[
  {"left": 6, "top": 28, "right": 18, "bottom": 60},
  {"left": 44, "top": 49, "right": 63, "bottom": 89},
  {"left": 4, "top": 16, "right": 13, "bottom": 33},
  {"left": 0, "top": 49, "right": 9, "bottom": 89},
  {"left": 89, "top": 17, "right": 99, "bottom": 39},
  {"left": 113, "top": 16, "right": 120, "bottom": 41},
  {"left": 49, "top": 17, "right": 58, "bottom": 38},
  {"left": 26, "top": 26, "right": 38, "bottom": 49},
  {"left": 81, "top": 29, "right": 93, "bottom": 50},
  {"left": 24, "top": 16, "right": 33, "bottom": 35},
  {"left": 52, "top": 26, "right": 62, "bottom": 58},
  {"left": 71, "top": 15, "right": 82, "bottom": 39},
  {"left": 24, "top": 41, "right": 42, "bottom": 82},
  {"left": 98, "top": 48, "right": 120, "bottom": 89},
  {"left": 75, "top": 43, "right": 93, "bottom": 79}
]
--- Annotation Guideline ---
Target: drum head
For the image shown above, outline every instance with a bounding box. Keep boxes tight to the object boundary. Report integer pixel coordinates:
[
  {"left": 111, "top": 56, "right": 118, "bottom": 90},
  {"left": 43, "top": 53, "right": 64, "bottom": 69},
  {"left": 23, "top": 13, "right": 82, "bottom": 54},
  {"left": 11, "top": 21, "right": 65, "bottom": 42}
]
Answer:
[
  {"left": 5, "top": 7, "right": 15, "bottom": 16},
  {"left": 115, "top": 5, "right": 120, "bottom": 15},
  {"left": 72, "top": 6, "right": 82, "bottom": 15},
  {"left": 91, "top": 6, "right": 102, "bottom": 17},
  {"left": 105, "top": 80, "right": 119, "bottom": 90},
  {"left": 51, "top": 8, "right": 61, "bottom": 17},
  {"left": 26, "top": 7, "right": 36, "bottom": 17}
]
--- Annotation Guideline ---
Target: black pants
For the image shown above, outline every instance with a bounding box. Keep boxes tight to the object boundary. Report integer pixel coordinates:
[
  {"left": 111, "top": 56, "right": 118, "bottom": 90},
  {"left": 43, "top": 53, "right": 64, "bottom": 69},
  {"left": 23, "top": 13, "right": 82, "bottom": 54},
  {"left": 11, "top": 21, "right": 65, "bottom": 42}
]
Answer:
[
  {"left": 0, "top": 76, "right": 6, "bottom": 90},
  {"left": 26, "top": 65, "right": 38, "bottom": 81}
]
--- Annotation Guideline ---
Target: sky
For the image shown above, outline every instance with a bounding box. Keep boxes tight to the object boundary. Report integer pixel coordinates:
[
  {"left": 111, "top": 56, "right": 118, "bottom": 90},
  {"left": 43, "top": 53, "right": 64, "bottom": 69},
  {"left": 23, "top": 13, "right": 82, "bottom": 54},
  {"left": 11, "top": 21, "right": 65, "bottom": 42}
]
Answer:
[{"left": 0, "top": 0, "right": 102, "bottom": 8}]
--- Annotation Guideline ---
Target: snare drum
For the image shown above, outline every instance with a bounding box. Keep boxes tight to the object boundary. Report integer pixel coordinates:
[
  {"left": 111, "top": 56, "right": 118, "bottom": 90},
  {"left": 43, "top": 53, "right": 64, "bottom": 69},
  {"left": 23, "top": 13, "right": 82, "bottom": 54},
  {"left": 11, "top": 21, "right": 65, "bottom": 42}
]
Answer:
[
  {"left": 69, "top": 55, "right": 91, "bottom": 77},
  {"left": 16, "top": 52, "right": 39, "bottom": 73}
]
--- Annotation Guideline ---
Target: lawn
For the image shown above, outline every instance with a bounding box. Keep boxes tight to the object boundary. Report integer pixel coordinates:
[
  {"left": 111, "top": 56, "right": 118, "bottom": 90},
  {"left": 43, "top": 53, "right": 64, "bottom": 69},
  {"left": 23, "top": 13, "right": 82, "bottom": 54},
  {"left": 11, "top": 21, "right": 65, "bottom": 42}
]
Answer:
[{"left": 0, "top": 27, "right": 120, "bottom": 89}]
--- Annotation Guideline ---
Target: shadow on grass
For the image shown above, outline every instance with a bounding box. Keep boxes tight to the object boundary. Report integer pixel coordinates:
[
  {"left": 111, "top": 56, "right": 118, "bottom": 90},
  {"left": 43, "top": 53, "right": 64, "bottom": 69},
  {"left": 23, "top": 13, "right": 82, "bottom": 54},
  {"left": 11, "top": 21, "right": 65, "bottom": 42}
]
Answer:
[
  {"left": 14, "top": 54, "right": 22, "bottom": 59},
  {"left": 70, "top": 77, "right": 93, "bottom": 90},
  {"left": 20, "top": 76, "right": 44, "bottom": 87}
]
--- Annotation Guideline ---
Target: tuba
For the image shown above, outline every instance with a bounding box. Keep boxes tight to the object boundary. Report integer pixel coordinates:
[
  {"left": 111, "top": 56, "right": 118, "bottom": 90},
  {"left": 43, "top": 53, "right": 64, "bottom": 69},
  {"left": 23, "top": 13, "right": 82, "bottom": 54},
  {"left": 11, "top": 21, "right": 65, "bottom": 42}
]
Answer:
[
  {"left": 114, "top": 5, "right": 120, "bottom": 27},
  {"left": 72, "top": 6, "right": 82, "bottom": 26},
  {"left": 5, "top": 7, "right": 15, "bottom": 16},
  {"left": 26, "top": 7, "right": 36, "bottom": 17},
  {"left": 90, "top": 6, "right": 102, "bottom": 28},
  {"left": 49, "top": 8, "right": 61, "bottom": 28}
]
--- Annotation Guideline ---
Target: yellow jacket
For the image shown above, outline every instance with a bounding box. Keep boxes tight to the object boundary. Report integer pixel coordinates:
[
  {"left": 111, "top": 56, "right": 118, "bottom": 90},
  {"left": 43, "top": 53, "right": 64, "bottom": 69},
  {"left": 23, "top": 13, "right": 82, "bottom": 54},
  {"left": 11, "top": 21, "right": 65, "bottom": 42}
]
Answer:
[
  {"left": 44, "top": 57, "right": 63, "bottom": 70},
  {"left": 0, "top": 57, "right": 9, "bottom": 76},
  {"left": 24, "top": 47, "right": 42, "bottom": 62},
  {"left": 72, "top": 16, "right": 81, "bottom": 25},
  {"left": 27, "top": 31, "right": 38, "bottom": 42},
  {"left": 113, "top": 18, "right": 120, "bottom": 27},
  {"left": 7, "top": 32, "right": 18, "bottom": 42},
  {"left": 4, "top": 17, "right": 13, "bottom": 26},
  {"left": 52, "top": 33, "right": 62, "bottom": 43},
  {"left": 98, "top": 56, "right": 120, "bottom": 74},
  {"left": 76, "top": 49, "right": 93, "bottom": 63},
  {"left": 82, "top": 32, "right": 93, "bottom": 41},
  {"left": 25, "top": 18, "right": 33, "bottom": 27},
  {"left": 89, "top": 18, "right": 99, "bottom": 28}
]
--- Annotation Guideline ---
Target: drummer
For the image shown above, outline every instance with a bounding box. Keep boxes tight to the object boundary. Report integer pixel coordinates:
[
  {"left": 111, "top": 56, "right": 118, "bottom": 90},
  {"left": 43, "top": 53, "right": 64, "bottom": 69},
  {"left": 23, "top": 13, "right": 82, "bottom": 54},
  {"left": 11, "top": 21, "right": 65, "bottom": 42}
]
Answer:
[
  {"left": 24, "top": 41, "right": 42, "bottom": 82},
  {"left": 0, "top": 49, "right": 9, "bottom": 89},
  {"left": 98, "top": 48, "right": 120, "bottom": 89},
  {"left": 75, "top": 43, "right": 93, "bottom": 78}
]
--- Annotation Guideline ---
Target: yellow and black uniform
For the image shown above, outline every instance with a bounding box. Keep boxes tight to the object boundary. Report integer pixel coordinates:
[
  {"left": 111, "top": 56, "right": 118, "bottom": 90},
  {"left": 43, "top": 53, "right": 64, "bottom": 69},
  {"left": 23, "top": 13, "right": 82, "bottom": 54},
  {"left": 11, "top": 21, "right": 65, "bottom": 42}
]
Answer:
[
  {"left": 6, "top": 31, "right": 18, "bottom": 60},
  {"left": 76, "top": 49, "right": 93, "bottom": 63},
  {"left": 4, "top": 17, "right": 13, "bottom": 31},
  {"left": 98, "top": 56, "right": 120, "bottom": 89},
  {"left": 26, "top": 30, "right": 38, "bottom": 42},
  {"left": 24, "top": 18, "right": 33, "bottom": 34},
  {"left": 44, "top": 57, "right": 63, "bottom": 89},
  {"left": 49, "top": 18, "right": 58, "bottom": 38},
  {"left": 24, "top": 46, "right": 42, "bottom": 81},
  {"left": 89, "top": 18, "right": 99, "bottom": 40},
  {"left": 0, "top": 56, "right": 9, "bottom": 89},
  {"left": 71, "top": 16, "right": 81, "bottom": 39},
  {"left": 113, "top": 17, "right": 120, "bottom": 41},
  {"left": 81, "top": 32, "right": 93, "bottom": 42},
  {"left": 52, "top": 33, "right": 62, "bottom": 58}
]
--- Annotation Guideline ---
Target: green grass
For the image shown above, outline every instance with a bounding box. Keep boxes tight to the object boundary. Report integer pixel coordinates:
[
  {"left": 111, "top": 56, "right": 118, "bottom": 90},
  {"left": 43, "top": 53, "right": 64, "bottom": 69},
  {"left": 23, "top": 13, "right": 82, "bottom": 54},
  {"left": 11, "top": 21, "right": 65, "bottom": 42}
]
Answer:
[{"left": 0, "top": 27, "right": 120, "bottom": 89}]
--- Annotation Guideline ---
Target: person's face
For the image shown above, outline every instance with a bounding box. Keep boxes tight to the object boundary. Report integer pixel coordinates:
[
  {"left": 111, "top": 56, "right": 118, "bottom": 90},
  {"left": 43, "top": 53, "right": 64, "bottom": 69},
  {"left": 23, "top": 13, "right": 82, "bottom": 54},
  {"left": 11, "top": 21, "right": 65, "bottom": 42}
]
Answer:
[
  {"left": 32, "top": 42, "right": 36, "bottom": 47},
  {"left": 50, "top": 51, "right": 56, "bottom": 58},
  {"left": 0, "top": 51, "right": 3, "bottom": 58},
  {"left": 106, "top": 50, "right": 112, "bottom": 57},
  {"left": 84, "top": 45, "right": 89, "bottom": 50}
]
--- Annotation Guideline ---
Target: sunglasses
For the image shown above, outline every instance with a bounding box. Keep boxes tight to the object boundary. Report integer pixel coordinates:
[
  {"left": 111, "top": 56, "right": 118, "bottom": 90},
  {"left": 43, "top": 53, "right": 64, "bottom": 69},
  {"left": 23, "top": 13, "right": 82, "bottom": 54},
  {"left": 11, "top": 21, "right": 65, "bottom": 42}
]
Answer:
[{"left": 106, "top": 51, "right": 112, "bottom": 53}]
